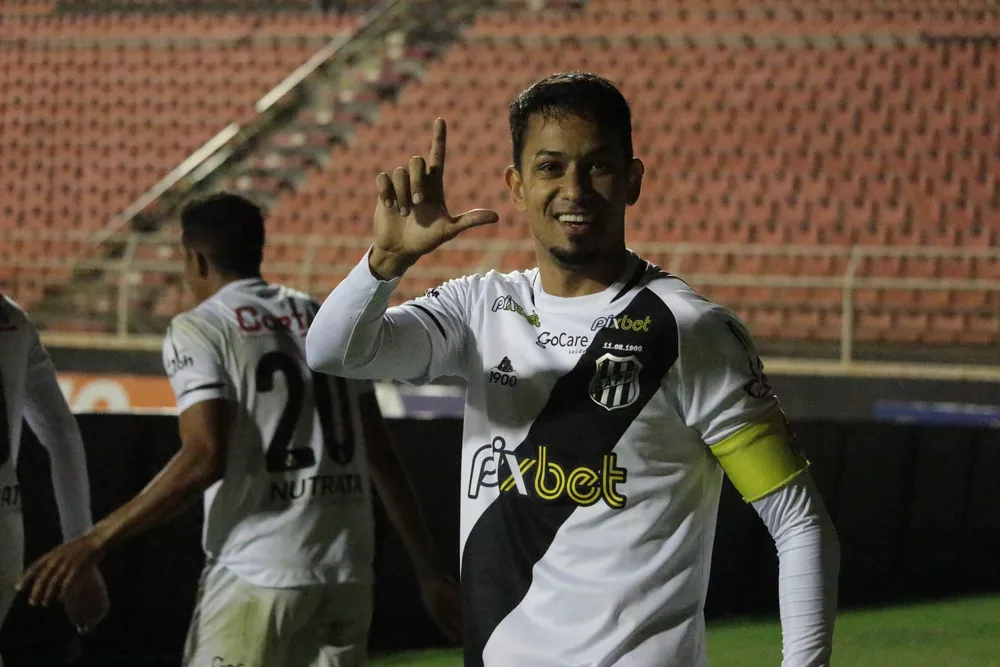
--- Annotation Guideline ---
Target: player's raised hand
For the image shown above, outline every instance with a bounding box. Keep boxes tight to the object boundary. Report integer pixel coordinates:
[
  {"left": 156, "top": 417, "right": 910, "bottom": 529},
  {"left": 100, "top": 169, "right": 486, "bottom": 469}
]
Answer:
[{"left": 370, "top": 118, "right": 498, "bottom": 279}]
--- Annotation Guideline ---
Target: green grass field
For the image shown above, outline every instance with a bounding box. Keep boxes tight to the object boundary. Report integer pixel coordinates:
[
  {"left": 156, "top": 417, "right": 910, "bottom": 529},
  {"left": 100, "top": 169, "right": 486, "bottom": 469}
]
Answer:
[{"left": 371, "top": 595, "right": 1000, "bottom": 667}]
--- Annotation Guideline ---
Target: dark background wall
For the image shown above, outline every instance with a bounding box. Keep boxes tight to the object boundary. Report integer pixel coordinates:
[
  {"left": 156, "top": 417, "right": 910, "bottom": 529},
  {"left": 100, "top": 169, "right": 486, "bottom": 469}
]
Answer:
[{"left": 2, "top": 415, "right": 999, "bottom": 666}]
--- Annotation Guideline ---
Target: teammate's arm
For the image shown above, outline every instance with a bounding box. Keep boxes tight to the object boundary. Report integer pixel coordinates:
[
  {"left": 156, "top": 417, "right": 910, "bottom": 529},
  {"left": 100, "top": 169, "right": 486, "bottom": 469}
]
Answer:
[
  {"left": 676, "top": 305, "right": 839, "bottom": 667},
  {"left": 19, "top": 315, "right": 232, "bottom": 609},
  {"left": 358, "top": 390, "right": 461, "bottom": 640},
  {"left": 306, "top": 118, "right": 496, "bottom": 383},
  {"left": 18, "top": 399, "right": 228, "bottom": 609},
  {"left": 22, "top": 325, "right": 92, "bottom": 542},
  {"left": 20, "top": 321, "right": 110, "bottom": 634}
]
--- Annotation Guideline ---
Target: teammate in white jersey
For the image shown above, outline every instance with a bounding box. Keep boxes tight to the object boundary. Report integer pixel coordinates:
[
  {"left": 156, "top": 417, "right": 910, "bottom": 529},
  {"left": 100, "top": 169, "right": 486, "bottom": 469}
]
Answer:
[
  {"left": 0, "top": 295, "right": 108, "bottom": 664},
  {"left": 306, "top": 73, "right": 841, "bottom": 667},
  {"left": 19, "top": 194, "right": 460, "bottom": 667}
]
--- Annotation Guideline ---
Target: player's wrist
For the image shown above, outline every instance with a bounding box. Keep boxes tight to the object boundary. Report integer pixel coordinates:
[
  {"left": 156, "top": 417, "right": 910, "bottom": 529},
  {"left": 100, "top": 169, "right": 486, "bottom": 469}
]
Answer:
[
  {"left": 88, "top": 519, "right": 118, "bottom": 555},
  {"left": 369, "top": 245, "right": 416, "bottom": 281}
]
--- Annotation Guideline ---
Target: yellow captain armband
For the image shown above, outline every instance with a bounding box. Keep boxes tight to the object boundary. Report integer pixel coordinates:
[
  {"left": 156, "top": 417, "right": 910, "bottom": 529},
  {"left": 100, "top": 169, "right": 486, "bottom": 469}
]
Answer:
[{"left": 708, "top": 410, "right": 810, "bottom": 503}]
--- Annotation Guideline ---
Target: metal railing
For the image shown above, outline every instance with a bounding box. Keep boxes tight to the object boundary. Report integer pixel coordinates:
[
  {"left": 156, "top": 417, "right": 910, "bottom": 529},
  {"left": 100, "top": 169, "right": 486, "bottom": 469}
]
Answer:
[{"left": 4, "top": 228, "right": 998, "bottom": 375}]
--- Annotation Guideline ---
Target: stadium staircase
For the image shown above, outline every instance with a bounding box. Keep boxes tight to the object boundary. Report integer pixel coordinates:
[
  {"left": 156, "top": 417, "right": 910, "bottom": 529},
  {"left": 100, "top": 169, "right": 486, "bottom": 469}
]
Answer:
[{"left": 3, "top": 0, "right": 486, "bottom": 339}]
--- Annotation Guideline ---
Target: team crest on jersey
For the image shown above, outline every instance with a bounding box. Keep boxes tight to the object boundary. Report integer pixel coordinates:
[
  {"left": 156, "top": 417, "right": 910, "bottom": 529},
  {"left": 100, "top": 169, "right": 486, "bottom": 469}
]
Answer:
[{"left": 589, "top": 353, "right": 642, "bottom": 411}]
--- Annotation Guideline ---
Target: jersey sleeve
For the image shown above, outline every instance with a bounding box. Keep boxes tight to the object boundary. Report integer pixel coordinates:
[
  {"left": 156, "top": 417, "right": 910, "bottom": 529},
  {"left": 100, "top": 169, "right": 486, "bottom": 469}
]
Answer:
[
  {"left": 306, "top": 252, "right": 472, "bottom": 384},
  {"left": 163, "top": 312, "right": 231, "bottom": 413},
  {"left": 21, "top": 318, "right": 95, "bottom": 540},
  {"left": 675, "top": 304, "right": 809, "bottom": 502},
  {"left": 393, "top": 277, "right": 473, "bottom": 383}
]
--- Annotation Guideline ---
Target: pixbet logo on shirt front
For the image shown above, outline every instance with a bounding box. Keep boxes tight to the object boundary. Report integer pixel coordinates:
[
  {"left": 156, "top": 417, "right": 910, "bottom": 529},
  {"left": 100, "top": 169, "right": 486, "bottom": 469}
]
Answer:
[
  {"left": 591, "top": 313, "right": 652, "bottom": 332},
  {"left": 467, "top": 437, "right": 627, "bottom": 509},
  {"left": 491, "top": 295, "right": 541, "bottom": 327}
]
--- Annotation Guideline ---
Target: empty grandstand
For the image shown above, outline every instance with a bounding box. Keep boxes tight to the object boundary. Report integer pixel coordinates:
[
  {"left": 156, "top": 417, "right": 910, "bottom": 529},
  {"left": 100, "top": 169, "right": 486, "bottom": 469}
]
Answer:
[{"left": 1, "top": 0, "right": 998, "bottom": 368}]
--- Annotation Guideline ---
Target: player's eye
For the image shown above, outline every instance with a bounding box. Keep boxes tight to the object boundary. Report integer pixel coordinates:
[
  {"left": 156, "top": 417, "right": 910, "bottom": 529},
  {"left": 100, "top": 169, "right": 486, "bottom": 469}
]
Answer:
[
  {"left": 591, "top": 160, "right": 613, "bottom": 174},
  {"left": 537, "top": 162, "right": 562, "bottom": 175}
]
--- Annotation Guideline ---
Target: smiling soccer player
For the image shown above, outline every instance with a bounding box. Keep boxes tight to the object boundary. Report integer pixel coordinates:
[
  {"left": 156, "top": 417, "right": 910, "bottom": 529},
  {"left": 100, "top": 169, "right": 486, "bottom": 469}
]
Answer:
[{"left": 307, "top": 72, "right": 840, "bottom": 667}]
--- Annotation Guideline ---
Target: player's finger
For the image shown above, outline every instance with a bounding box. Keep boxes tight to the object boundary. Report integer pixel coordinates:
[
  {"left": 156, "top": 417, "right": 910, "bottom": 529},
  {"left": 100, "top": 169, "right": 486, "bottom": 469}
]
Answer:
[
  {"left": 450, "top": 208, "right": 499, "bottom": 235},
  {"left": 409, "top": 156, "right": 427, "bottom": 205},
  {"left": 16, "top": 558, "right": 41, "bottom": 592},
  {"left": 37, "top": 561, "right": 69, "bottom": 607},
  {"left": 376, "top": 172, "right": 396, "bottom": 211},
  {"left": 391, "top": 167, "right": 412, "bottom": 217},
  {"left": 428, "top": 118, "right": 447, "bottom": 176},
  {"left": 56, "top": 563, "right": 81, "bottom": 601},
  {"left": 26, "top": 559, "right": 57, "bottom": 605}
]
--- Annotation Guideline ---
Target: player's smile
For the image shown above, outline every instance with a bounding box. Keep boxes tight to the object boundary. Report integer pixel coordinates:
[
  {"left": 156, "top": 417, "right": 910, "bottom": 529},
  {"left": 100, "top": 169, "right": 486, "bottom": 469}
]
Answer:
[{"left": 552, "top": 205, "right": 603, "bottom": 236}]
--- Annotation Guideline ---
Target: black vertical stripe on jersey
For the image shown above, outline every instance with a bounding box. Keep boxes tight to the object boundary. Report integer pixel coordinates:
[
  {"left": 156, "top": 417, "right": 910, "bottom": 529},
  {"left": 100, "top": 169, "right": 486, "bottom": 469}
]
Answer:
[
  {"left": 460, "top": 288, "right": 679, "bottom": 666},
  {"left": 610, "top": 260, "right": 649, "bottom": 303}
]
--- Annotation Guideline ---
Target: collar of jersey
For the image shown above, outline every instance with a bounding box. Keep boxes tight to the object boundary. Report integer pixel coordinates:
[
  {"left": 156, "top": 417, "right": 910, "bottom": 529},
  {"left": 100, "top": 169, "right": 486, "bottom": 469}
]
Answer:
[
  {"left": 214, "top": 277, "right": 268, "bottom": 298},
  {"left": 531, "top": 250, "right": 642, "bottom": 314}
]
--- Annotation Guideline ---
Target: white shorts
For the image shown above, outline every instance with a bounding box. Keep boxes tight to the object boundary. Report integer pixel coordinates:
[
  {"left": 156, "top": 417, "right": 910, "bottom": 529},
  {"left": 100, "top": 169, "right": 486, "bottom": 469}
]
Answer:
[
  {"left": 0, "top": 513, "right": 25, "bottom": 667},
  {"left": 182, "top": 562, "right": 372, "bottom": 667}
]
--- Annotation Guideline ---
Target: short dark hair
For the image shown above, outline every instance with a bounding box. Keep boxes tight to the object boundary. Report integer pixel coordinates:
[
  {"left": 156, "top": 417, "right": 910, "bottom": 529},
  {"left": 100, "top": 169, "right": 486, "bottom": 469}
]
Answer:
[
  {"left": 509, "top": 72, "right": 633, "bottom": 170},
  {"left": 180, "top": 192, "right": 265, "bottom": 277}
]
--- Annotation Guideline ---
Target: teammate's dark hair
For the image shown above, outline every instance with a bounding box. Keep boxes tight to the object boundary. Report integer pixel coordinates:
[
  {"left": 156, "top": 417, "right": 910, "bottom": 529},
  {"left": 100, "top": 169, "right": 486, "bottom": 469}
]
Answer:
[
  {"left": 180, "top": 192, "right": 265, "bottom": 277},
  {"left": 508, "top": 72, "right": 633, "bottom": 170}
]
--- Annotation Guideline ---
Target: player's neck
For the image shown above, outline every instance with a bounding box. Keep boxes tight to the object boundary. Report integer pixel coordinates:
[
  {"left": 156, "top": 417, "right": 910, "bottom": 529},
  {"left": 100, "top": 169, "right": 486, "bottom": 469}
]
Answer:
[{"left": 536, "top": 248, "right": 630, "bottom": 299}]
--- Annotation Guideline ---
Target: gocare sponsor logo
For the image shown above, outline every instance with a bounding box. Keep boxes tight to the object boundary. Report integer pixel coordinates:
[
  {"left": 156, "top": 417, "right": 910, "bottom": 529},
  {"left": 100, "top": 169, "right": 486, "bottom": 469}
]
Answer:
[
  {"left": 591, "top": 313, "right": 652, "bottom": 332},
  {"left": 491, "top": 295, "right": 541, "bottom": 327},
  {"left": 535, "top": 331, "right": 589, "bottom": 351},
  {"left": 235, "top": 305, "right": 312, "bottom": 335},
  {"left": 468, "top": 437, "right": 627, "bottom": 509}
]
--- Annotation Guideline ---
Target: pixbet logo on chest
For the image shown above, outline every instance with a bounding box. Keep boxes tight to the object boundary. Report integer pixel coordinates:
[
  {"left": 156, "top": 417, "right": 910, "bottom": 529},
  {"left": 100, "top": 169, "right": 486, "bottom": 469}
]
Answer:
[
  {"left": 591, "top": 314, "right": 652, "bottom": 332},
  {"left": 468, "top": 437, "right": 627, "bottom": 509}
]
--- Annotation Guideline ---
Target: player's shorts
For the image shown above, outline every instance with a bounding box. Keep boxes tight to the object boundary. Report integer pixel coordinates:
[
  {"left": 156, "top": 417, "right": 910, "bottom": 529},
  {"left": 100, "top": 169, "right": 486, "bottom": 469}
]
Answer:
[
  {"left": 182, "top": 561, "right": 372, "bottom": 667},
  {"left": 0, "top": 513, "right": 25, "bottom": 667}
]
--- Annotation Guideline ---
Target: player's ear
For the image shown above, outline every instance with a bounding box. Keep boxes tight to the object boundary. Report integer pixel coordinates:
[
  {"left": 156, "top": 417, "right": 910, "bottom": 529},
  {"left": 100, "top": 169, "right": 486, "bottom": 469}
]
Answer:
[
  {"left": 626, "top": 158, "right": 644, "bottom": 206},
  {"left": 505, "top": 165, "right": 527, "bottom": 212},
  {"left": 194, "top": 249, "right": 211, "bottom": 278}
]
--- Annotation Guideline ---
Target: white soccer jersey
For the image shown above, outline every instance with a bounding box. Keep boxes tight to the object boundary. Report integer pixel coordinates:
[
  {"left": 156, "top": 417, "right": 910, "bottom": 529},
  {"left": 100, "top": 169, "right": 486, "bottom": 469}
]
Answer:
[
  {"left": 0, "top": 296, "right": 35, "bottom": 518},
  {"left": 163, "top": 279, "right": 375, "bottom": 588},
  {"left": 309, "top": 251, "right": 808, "bottom": 667},
  {"left": 0, "top": 296, "right": 92, "bottom": 538}
]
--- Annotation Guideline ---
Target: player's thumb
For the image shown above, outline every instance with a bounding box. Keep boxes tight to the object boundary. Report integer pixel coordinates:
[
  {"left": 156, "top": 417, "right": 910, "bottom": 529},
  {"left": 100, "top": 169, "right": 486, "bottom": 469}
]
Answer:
[{"left": 451, "top": 208, "right": 499, "bottom": 232}]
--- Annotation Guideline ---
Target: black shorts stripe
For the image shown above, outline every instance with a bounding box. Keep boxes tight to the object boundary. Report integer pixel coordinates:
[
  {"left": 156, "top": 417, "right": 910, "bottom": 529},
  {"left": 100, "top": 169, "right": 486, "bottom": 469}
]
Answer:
[
  {"left": 460, "top": 288, "right": 680, "bottom": 666},
  {"left": 412, "top": 304, "right": 448, "bottom": 340}
]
